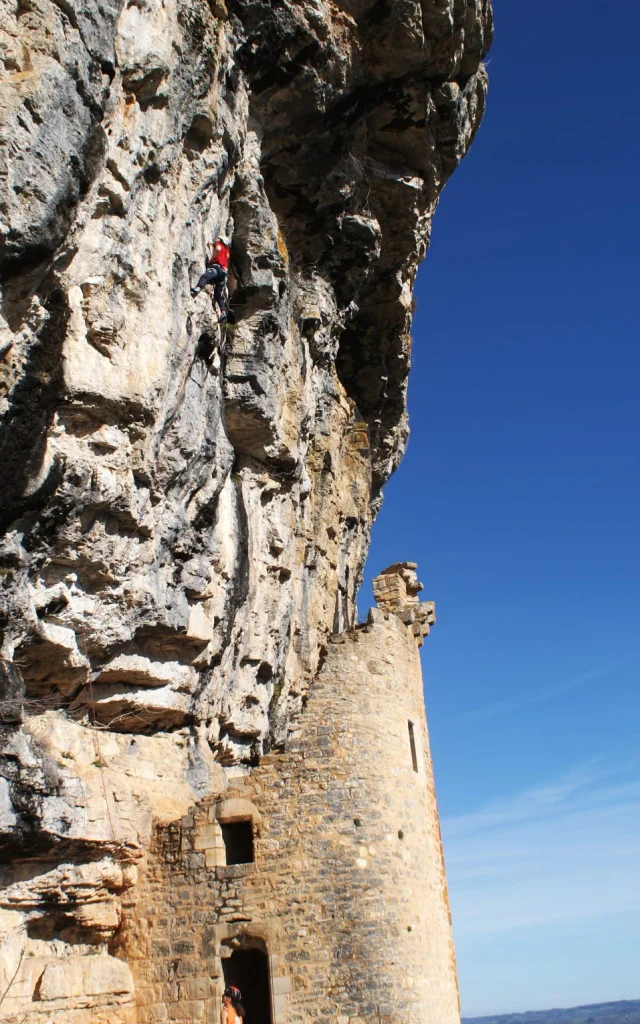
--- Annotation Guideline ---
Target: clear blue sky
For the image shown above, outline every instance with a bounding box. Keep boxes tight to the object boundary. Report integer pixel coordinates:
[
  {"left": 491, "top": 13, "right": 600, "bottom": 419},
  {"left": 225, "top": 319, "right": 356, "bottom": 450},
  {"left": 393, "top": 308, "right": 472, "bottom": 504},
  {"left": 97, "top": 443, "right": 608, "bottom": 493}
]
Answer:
[{"left": 359, "top": 0, "right": 640, "bottom": 1015}]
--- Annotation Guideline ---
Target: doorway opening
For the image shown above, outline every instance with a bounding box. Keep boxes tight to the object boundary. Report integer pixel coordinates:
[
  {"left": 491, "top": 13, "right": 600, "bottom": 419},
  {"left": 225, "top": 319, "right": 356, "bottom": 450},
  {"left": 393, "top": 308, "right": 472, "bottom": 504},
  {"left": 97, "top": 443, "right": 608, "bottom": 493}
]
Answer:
[{"left": 222, "top": 948, "right": 272, "bottom": 1024}]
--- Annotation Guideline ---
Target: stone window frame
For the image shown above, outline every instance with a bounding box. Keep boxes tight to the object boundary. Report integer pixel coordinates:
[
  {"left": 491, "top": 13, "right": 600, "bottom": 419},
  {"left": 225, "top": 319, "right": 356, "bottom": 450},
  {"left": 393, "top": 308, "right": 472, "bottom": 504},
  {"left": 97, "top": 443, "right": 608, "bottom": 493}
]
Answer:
[{"left": 193, "top": 797, "right": 261, "bottom": 871}]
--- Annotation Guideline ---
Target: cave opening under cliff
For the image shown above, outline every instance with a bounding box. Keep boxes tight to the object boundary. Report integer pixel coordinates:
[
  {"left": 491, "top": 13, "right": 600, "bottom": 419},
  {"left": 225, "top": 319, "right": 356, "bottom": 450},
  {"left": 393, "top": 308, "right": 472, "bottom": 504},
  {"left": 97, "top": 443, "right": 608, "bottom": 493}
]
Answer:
[{"left": 222, "top": 948, "right": 272, "bottom": 1024}]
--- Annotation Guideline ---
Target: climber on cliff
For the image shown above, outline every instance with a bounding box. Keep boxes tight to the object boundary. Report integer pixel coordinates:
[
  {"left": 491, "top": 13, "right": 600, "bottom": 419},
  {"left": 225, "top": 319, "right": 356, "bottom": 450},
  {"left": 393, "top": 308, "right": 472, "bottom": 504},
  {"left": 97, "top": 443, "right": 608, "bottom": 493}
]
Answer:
[{"left": 191, "top": 235, "right": 231, "bottom": 323}]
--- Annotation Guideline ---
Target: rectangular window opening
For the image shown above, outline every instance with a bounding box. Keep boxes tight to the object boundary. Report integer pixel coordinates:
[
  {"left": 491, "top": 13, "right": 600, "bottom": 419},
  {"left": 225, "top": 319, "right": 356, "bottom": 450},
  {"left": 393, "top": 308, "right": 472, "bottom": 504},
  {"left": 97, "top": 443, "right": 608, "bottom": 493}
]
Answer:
[
  {"left": 408, "top": 720, "right": 419, "bottom": 773},
  {"left": 220, "top": 820, "right": 254, "bottom": 865}
]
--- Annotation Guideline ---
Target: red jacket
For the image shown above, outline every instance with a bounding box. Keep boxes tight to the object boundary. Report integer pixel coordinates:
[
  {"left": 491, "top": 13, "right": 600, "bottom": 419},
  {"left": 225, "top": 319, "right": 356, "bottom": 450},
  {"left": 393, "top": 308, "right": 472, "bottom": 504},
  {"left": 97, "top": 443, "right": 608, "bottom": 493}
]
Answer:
[{"left": 207, "top": 240, "right": 230, "bottom": 271}]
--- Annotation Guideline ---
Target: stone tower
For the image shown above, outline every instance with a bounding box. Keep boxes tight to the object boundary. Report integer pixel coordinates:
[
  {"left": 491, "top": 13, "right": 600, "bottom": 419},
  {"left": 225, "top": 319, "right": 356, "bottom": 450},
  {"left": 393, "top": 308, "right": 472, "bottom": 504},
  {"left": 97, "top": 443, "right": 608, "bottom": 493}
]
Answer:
[{"left": 113, "top": 564, "right": 458, "bottom": 1024}]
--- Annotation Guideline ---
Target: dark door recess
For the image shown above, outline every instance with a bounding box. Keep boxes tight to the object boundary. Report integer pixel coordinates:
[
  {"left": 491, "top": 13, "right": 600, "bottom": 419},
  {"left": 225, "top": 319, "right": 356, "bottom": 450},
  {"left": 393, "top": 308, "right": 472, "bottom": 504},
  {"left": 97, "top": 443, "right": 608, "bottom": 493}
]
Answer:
[{"left": 222, "top": 948, "right": 272, "bottom": 1024}]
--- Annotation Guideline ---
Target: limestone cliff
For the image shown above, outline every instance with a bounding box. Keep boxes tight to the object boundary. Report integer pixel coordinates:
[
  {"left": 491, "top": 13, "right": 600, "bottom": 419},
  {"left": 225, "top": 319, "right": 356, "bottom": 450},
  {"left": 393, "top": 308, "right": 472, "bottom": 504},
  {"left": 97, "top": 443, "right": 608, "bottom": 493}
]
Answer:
[{"left": 0, "top": 1, "right": 492, "bottom": 1019}]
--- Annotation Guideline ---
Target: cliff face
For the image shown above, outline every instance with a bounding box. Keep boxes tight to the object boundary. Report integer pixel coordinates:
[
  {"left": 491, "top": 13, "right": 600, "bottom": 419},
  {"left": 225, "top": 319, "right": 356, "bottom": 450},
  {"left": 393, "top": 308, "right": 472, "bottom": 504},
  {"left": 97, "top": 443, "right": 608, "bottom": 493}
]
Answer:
[{"left": 0, "top": 0, "right": 492, "bottom": 1018}]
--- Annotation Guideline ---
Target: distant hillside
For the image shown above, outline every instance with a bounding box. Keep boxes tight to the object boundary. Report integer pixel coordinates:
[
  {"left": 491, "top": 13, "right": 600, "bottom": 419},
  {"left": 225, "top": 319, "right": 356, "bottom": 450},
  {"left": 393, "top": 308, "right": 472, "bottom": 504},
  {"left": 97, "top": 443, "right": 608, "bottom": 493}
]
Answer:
[{"left": 464, "top": 1000, "right": 640, "bottom": 1024}]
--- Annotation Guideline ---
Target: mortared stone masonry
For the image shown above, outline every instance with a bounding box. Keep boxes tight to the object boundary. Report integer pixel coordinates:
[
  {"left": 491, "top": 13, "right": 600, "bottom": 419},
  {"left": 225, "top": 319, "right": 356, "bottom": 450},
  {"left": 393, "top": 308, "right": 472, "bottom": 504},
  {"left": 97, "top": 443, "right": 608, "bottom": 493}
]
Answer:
[{"left": 118, "top": 567, "right": 458, "bottom": 1024}]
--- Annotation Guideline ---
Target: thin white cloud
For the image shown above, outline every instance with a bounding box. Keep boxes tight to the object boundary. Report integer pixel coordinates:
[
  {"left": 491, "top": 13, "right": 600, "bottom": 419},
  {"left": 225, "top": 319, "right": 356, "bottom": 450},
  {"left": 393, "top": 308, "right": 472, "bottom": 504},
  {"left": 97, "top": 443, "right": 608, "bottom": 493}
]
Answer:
[
  {"left": 442, "top": 761, "right": 640, "bottom": 937},
  {"left": 439, "top": 653, "right": 640, "bottom": 726},
  {"left": 445, "top": 760, "right": 640, "bottom": 838}
]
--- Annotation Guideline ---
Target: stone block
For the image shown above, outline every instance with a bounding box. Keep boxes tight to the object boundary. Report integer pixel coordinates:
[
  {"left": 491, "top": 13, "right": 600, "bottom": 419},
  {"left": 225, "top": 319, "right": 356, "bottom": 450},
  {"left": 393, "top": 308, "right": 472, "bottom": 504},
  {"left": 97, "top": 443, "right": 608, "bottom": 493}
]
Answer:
[
  {"left": 36, "top": 955, "right": 134, "bottom": 1001},
  {"left": 272, "top": 975, "right": 292, "bottom": 995},
  {"left": 171, "top": 939, "right": 196, "bottom": 955},
  {"left": 272, "top": 992, "right": 287, "bottom": 1020},
  {"left": 205, "top": 848, "right": 220, "bottom": 869},
  {"left": 168, "top": 999, "right": 205, "bottom": 1019},
  {"left": 215, "top": 863, "right": 255, "bottom": 880},
  {"left": 138, "top": 1005, "right": 169, "bottom": 1023},
  {"left": 85, "top": 956, "right": 135, "bottom": 997},
  {"left": 179, "top": 976, "right": 212, "bottom": 1000},
  {"left": 214, "top": 797, "right": 261, "bottom": 824},
  {"left": 173, "top": 958, "right": 200, "bottom": 978},
  {"left": 194, "top": 824, "right": 222, "bottom": 851}
]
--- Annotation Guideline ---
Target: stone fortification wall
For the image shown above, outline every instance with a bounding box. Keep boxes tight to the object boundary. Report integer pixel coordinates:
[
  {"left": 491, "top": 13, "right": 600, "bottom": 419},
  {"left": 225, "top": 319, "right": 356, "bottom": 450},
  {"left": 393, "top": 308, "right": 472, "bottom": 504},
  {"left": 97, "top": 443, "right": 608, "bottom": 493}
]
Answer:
[{"left": 122, "top": 611, "right": 457, "bottom": 1024}]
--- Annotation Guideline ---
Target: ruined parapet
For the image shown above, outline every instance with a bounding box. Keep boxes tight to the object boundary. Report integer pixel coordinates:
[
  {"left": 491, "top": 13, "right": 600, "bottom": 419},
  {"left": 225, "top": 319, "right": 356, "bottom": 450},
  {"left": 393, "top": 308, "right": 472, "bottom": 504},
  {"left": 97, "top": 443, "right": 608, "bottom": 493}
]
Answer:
[{"left": 372, "top": 561, "right": 437, "bottom": 645}]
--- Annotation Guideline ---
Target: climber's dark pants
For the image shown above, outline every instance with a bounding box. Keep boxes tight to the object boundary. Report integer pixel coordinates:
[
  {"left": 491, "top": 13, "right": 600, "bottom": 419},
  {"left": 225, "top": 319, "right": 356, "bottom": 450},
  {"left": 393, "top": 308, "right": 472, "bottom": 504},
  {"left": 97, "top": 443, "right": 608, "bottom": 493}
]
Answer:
[{"left": 195, "top": 265, "right": 227, "bottom": 311}]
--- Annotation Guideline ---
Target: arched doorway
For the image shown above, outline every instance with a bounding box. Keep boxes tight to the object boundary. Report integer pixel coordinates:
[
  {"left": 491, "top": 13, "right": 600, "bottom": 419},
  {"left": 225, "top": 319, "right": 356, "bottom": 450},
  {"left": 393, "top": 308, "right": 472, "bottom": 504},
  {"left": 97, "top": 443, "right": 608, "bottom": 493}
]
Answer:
[{"left": 222, "top": 948, "right": 272, "bottom": 1024}]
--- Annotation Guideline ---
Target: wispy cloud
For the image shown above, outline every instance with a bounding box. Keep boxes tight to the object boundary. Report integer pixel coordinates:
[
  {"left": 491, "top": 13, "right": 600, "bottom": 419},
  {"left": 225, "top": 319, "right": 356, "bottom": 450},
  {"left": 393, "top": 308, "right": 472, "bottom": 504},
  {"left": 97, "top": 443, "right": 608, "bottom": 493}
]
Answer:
[
  {"left": 442, "top": 760, "right": 640, "bottom": 936},
  {"left": 439, "top": 653, "right": 640, "bottom": 726}
]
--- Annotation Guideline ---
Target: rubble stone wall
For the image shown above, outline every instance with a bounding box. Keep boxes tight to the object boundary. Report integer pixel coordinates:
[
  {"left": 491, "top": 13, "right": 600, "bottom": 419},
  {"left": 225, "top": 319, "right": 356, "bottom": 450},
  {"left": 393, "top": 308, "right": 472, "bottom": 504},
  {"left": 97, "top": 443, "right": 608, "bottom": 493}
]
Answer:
[{"left": 123, "top": 613, "right": 457, "bottom": 1024}]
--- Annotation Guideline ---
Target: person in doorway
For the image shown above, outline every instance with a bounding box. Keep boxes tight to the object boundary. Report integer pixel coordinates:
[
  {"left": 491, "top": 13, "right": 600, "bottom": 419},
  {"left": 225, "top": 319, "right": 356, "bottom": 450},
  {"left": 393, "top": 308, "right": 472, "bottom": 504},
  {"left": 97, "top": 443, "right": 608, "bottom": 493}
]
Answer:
[
  {"left": 221, "top": 985, "right": 245, "bottom": 1024},
  {"left": 191, "top": 235, "right": 231, "bottom": 322}
]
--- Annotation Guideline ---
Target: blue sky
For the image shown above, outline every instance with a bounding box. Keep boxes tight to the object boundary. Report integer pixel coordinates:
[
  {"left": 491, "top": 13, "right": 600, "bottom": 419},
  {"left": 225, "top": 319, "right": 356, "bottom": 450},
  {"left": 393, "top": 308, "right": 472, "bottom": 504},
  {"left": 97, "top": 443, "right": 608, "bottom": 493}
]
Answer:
[{"left": 359, "top": 0, "right": 640, "bottom": 1015}]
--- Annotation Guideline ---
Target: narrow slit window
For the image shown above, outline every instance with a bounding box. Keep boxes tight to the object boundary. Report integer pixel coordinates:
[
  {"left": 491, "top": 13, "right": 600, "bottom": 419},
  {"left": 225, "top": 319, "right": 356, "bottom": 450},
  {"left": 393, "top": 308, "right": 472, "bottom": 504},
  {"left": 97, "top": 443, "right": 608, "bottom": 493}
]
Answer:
[
  {"left": 220, "top": 820, "right": 254, "bottom": 865},
  {"left": 408, "top": 720, "right": 419, "bottom": 773}
]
